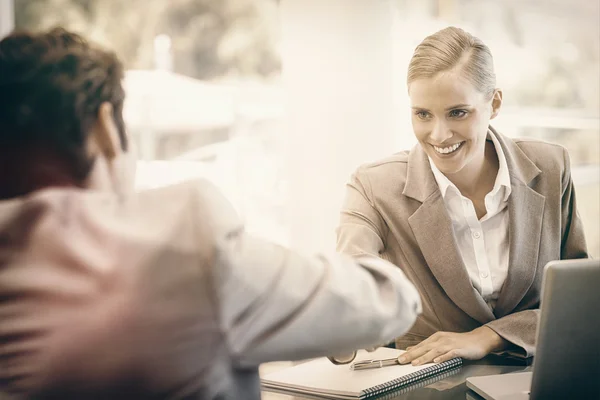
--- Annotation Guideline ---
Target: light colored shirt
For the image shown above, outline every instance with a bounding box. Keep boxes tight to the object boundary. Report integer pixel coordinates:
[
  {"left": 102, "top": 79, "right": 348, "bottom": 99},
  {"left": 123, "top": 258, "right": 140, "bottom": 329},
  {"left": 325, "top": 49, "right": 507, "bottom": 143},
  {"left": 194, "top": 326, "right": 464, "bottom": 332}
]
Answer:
[
  {"left": 428, "top": 132, "right": 511, "bottom": 309},
  {"left": 0, "top": 179, "right": 421, "bottom": 398}
]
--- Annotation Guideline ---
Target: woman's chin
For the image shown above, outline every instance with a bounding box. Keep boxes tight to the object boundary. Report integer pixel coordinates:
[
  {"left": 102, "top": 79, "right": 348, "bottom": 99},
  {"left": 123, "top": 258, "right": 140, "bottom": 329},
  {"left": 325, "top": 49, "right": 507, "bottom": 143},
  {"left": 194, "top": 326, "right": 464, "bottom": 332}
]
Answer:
[{"left": 430, "top": 156, "right": 465, "bottom": 175}]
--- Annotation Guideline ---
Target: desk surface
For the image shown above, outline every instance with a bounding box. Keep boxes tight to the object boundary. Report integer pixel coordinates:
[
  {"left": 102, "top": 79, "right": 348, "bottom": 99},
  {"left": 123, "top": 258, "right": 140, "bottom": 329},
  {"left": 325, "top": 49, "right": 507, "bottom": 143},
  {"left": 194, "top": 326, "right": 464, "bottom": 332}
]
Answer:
[{"left": 261, "top": 355, "right": 532, "bottom": 400}]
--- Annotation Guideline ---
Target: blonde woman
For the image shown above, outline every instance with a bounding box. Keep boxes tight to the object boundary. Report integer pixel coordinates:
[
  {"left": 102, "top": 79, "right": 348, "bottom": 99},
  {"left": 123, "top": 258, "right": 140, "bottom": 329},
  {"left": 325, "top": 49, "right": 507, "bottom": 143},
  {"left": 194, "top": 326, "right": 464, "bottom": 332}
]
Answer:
[{"left": 337, "top": 27, "right": 588, "bottom": 366}]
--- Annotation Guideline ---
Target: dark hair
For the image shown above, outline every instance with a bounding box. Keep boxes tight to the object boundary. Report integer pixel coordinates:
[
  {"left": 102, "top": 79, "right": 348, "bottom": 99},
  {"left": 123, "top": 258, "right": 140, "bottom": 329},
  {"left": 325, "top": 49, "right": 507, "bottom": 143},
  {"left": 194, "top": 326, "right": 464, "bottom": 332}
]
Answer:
[{"left": 0, "top": 28, "right": 127, "bottom": 198}]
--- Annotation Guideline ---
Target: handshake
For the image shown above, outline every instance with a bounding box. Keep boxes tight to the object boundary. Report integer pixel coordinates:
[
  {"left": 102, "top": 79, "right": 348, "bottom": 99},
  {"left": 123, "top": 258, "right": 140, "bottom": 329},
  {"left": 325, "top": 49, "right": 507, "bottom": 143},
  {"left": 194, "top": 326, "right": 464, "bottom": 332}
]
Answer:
[{"left": 327, "top": 345, "right": 382, "bottom": 365}]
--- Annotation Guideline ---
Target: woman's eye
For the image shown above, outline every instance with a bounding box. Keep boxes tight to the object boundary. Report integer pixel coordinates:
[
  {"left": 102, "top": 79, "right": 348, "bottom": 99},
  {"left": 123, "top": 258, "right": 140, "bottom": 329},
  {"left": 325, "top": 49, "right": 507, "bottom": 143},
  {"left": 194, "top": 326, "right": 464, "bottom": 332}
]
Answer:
[
  {"left": 416, "top": 111, "right": 430, "bottom": 120},
  {"left": 449, "top": 109, "right": 467, "bottom": 118}
]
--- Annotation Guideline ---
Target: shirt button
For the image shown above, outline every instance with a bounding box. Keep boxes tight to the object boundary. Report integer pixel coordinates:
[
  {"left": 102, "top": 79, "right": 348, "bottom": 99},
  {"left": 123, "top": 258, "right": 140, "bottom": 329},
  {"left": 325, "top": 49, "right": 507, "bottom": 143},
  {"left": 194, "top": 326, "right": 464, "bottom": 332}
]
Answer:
[
  {"left": 472, "top": 231, "right": 481, "bottom": 239},
  {"left": 481, "top": 271, "right": 489, "bottom": 279}
]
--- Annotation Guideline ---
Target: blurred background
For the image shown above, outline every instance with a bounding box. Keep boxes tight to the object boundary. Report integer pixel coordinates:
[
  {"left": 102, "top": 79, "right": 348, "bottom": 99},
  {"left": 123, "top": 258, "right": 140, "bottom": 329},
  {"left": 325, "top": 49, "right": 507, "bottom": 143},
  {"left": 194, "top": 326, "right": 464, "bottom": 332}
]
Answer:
[{"left": 2, "top": 0, "right": 598, "bottom": 256}]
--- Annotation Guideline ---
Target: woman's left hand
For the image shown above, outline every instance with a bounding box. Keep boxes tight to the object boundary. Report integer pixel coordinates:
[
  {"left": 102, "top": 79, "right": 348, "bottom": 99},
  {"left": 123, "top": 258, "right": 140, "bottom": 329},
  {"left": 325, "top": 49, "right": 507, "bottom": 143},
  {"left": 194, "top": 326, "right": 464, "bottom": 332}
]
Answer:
[{"left": 398, "top": 326, "right": 508, "bottom": 366}]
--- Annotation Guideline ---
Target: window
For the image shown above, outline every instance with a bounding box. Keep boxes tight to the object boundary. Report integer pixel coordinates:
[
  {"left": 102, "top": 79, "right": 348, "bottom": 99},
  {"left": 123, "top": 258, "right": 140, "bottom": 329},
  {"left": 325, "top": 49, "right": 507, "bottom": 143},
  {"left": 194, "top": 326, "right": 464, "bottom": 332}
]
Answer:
[
  {"left": 15, "top": 0, "right": 287, "bottom": 242},
  {"left": 11, "top": 0, "right": 599, "bottom": 255}
]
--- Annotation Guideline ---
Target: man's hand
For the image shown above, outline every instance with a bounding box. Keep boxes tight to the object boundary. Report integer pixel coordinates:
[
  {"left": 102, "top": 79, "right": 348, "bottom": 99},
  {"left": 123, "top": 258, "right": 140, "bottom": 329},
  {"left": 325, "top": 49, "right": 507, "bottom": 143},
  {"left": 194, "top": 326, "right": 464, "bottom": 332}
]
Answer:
[{"left": 398, "top": 326, "right": 508, "bottom": 366}]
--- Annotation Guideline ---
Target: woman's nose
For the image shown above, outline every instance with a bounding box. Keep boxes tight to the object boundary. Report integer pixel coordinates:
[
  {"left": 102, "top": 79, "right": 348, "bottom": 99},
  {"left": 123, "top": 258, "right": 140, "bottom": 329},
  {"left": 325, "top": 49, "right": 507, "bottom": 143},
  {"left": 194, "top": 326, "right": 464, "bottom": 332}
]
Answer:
[{"left": 430, "top": 121, "right": 453, "bottom": 144}]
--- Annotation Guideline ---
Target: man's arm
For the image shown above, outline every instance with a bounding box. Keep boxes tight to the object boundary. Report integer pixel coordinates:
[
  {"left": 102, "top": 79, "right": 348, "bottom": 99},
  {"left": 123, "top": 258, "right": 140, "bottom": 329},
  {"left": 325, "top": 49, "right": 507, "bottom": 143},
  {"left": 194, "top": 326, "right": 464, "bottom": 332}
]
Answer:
[{"left": 196, "top": 180, "right": 421, "bottom": 366}]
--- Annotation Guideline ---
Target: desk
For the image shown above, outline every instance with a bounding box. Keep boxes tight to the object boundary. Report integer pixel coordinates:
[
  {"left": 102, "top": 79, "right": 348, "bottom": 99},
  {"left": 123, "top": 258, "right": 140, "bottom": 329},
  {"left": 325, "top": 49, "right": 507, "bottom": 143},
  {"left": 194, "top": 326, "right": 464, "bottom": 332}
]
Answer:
[{"left": 261, "top": 355, "right": 531, "bottom": 400}]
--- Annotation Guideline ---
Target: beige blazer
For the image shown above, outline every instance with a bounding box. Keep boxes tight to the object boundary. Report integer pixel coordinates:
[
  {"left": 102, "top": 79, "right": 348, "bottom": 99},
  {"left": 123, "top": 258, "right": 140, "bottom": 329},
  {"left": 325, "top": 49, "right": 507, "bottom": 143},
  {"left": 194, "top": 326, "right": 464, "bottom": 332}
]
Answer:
[{"left": 337, "top": 127, "right": 589, "bottom": 357}]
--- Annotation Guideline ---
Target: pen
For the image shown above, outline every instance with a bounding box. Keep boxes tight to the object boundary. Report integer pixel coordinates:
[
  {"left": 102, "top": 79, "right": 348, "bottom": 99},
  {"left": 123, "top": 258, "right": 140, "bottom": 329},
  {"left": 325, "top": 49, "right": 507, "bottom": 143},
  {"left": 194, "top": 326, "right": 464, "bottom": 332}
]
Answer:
[{"left": 350, "top": 356, "right": 401, "bottom": 371}]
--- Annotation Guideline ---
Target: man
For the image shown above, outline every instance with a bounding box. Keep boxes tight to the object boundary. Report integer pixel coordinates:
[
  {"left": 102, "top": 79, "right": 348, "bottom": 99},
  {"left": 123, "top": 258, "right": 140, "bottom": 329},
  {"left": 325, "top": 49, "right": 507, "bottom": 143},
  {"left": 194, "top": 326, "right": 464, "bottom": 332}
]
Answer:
[{"left": 0, "top": 29, "right": 421, "bottom": 399}]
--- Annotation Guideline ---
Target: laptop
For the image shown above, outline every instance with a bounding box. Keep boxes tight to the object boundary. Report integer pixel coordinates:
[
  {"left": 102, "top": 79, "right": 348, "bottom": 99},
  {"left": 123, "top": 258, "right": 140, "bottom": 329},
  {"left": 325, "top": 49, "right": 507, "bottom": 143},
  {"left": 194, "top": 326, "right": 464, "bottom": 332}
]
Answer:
[{"left": 466, "top": 258, "right": 600, "bottom": 400}]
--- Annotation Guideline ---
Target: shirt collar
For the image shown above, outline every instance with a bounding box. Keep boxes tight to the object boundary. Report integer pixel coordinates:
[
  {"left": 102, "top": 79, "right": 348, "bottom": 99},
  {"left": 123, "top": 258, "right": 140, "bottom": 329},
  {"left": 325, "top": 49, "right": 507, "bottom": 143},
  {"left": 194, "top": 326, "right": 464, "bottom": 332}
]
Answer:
[
  {"left": 488, "top": 129, "right": 512, "bottom": 201},
  {"left": 428, "top": 130, "right": 512, "bottom": 201},
  {"left": 428, "top": 157, "right": 454, "bottom": 198}
]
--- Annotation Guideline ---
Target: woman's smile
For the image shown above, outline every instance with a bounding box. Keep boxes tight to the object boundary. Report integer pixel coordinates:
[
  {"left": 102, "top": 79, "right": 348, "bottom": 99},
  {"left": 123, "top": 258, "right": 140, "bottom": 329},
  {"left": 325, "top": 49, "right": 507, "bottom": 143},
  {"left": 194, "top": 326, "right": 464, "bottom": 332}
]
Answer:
[{"left": 432, "top": 141, "right": 465, "bottom": 155}]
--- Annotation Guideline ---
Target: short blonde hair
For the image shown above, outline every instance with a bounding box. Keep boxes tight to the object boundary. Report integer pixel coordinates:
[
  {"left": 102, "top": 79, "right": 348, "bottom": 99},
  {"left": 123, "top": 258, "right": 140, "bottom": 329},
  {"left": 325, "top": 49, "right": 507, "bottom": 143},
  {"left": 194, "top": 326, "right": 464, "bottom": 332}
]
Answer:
[{"left": 407, "top": 27, "right": 496, "bottom": 99}]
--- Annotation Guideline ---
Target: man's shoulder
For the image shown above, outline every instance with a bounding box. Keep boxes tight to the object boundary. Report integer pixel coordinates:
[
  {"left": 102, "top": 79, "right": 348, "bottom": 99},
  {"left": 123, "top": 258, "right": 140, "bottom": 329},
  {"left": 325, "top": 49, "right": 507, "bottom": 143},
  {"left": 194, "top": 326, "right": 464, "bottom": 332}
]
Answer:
[
  {"left": 136, "top": 179, "right": 242, "bottom": 236},
  {"left": 136, "top": 179, "right": 231, "bottom": 210}
]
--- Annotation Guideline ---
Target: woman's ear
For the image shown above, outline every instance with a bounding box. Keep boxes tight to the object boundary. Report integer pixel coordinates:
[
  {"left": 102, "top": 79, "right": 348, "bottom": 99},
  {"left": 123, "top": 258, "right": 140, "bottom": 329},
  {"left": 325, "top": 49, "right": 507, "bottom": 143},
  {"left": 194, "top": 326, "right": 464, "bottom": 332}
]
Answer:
[
  {"left": 88, "top": 102, "right": 121, "bottom": 160},
  {"left": 490, "top": 89, "right": 503, "bottom": 120}
]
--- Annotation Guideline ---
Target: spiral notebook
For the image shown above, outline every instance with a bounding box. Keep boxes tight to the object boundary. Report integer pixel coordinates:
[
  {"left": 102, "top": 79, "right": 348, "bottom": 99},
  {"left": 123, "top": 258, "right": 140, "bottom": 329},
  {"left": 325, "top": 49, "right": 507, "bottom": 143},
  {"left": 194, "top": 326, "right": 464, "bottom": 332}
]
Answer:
[
  {"left": 263, "top": 365, "right": 462, "bottom": 400},
  {"left": 261, "top": 347, "right": 462, "bottom": 399}
]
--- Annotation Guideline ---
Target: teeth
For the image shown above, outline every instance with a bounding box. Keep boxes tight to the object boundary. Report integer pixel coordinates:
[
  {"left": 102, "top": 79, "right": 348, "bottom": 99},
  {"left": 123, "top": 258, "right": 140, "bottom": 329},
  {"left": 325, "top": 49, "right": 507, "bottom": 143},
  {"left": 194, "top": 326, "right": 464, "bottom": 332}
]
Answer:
[{"left": 434, "top": 142, "right": 462, "bottom": 154}]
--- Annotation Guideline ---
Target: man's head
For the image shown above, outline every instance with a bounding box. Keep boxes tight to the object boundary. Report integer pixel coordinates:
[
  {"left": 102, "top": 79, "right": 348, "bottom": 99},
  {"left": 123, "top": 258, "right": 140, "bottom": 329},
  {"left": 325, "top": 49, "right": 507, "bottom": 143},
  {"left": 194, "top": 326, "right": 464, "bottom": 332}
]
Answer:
[{"left": 0, "top": 28, "right": 135, "bottom": 199}]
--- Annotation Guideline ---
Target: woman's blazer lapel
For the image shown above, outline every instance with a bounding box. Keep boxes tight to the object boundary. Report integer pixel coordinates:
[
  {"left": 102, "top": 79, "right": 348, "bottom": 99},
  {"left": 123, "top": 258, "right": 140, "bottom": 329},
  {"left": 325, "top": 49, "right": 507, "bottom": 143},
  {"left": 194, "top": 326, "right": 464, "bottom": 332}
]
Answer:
[
  {"left": 403, "top": 144, "right": 495, "bottom": 324},
  {"left": 491, "top": 127, "right": 545, "bottom": 318}
]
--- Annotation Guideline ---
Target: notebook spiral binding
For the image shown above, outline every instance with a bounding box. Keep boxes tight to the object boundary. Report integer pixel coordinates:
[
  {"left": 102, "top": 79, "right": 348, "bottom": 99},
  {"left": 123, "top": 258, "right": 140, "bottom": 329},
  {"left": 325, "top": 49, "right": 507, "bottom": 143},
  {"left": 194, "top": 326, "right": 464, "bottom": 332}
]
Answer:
[
  {"left": 363, "top": 366, "right": 462, "bottom": 400},
  {"left": 361, "top": 357, "right": 463, "bottom": 399}
]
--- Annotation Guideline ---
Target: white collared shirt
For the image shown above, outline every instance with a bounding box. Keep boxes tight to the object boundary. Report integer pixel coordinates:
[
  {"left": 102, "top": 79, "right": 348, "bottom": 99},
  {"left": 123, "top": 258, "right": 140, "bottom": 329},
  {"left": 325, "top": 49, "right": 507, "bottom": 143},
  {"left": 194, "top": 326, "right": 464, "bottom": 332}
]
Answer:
[{"left": 428, "top": 132, "right": 511, "bottom": 310}]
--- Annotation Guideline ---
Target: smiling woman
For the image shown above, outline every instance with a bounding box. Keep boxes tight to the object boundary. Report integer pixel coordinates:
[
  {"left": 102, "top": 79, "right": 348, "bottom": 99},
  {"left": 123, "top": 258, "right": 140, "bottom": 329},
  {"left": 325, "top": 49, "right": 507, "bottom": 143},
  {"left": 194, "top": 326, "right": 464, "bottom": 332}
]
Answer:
[
  {"left": 337, "top": 26, "right": 589, "bottom": 366},
  {"left": 407, "top": 27, "right": 503, "bottom": 201}
]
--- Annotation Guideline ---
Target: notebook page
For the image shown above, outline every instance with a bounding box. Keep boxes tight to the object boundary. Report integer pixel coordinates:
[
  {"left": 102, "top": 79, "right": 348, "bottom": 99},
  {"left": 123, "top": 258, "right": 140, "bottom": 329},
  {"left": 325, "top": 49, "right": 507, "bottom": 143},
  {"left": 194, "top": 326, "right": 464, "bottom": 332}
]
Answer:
[{"left": 262, "top": 347, "right": 436, "bottom": 397}]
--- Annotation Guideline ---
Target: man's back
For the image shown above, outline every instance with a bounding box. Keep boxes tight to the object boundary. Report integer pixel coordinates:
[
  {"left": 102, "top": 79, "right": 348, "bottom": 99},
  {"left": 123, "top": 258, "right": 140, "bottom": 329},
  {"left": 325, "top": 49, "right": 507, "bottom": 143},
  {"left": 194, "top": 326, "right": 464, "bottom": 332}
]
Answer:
[
  {"left": 0, "top": 181, "right": 237, "bottom": 398},
  {"left": 0, "top": 180, "right": 421, "bottom": 399}
]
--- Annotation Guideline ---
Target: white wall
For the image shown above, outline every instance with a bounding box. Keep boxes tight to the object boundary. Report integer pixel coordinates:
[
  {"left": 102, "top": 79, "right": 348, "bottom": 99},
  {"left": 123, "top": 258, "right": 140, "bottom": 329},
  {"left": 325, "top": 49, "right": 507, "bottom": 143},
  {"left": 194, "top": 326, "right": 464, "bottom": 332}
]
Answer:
[
  {"left": 280, "top": 0, "right": 402, "bottom": 253},
  {"left": 0, "top": 0, "right": 14, "bottom": 38}
]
